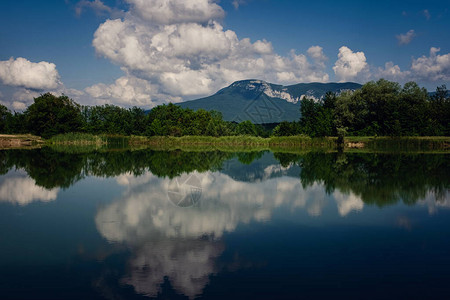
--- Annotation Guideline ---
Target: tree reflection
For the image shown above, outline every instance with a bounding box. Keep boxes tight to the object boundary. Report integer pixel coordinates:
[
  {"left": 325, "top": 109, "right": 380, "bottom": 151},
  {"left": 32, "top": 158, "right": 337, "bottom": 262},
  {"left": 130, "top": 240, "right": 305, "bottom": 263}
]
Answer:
[
  {"left": 273, "top": 151, "right": 450, "bottom": 207},
  {"left": 0, "top": 148, "right": 235, "bottom": 189},
  {"left": 0, "top": 148, "right": 448, "bottom": 208}
]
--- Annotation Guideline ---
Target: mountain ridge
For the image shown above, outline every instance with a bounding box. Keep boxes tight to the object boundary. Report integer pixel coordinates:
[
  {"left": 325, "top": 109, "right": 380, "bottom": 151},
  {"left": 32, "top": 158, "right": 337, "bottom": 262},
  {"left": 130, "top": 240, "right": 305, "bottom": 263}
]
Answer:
[{"left": 177, "top": 80, "right": 362, "bottom": 123}]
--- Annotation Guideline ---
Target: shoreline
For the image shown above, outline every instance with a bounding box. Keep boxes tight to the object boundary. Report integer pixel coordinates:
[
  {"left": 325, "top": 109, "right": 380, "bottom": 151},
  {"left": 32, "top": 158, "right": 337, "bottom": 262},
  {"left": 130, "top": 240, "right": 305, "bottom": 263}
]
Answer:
[{"left": 0, "top": 134, "right": 449, "bottom": 152}]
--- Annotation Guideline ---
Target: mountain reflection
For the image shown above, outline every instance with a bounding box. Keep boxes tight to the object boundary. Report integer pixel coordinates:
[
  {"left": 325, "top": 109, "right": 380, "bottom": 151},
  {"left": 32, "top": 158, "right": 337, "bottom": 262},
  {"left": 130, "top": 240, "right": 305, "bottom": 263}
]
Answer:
[
  {"left": 0, "top": 148, "right": 448, "bottom": 209},
  {"left": 0, "top": 148, "right": 449, "bottom": 298}
]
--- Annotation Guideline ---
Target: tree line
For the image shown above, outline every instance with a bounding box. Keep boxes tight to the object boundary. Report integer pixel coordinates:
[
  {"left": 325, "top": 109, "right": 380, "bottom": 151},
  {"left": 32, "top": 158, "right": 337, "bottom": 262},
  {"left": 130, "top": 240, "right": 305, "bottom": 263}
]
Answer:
[
  {"left": 274, "top": 79, "right": 449, "bottom": 137},
  {"left": 0, "top": 93, "right": 271, "bottom": 139},
  {"left": 0, "top": 79, "right": 448, "bottom": 139}
]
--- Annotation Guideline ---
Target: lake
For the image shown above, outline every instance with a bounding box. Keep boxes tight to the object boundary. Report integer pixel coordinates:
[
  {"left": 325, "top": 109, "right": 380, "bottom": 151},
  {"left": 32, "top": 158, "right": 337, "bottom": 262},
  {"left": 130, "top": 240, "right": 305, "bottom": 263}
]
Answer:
[{"left": 0, "top": 148, "right": 449, "bottom": 299}]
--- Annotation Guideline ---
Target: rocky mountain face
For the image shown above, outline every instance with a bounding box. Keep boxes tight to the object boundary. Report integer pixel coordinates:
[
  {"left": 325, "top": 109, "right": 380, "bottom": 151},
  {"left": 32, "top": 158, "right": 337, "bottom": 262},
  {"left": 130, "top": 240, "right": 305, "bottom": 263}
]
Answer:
[{"left": 177, "top": 80, "right": 362, "bottom": 123}]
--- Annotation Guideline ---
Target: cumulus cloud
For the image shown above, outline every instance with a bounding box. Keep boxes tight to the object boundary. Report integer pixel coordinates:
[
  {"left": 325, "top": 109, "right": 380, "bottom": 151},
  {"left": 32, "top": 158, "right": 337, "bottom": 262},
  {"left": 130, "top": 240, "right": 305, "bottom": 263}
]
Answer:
[
  {"left": 85, "top": 75, "right": 177, "bottom": 107},
  {"left": 91, "top": 0, "right": 329, "bottom": 101},
  {"left": 125, "top": 0, "right": 225, "bottom": 24},
  {"left": 0, "top": 57, "right": 61, "bottom": 90},
  {"left": 396, "top": 29, "right": 416, "bottom": 45},
  {"left": 333, "top": 46, "right": 368, "bottom": 82},
  {"left": 307, "top": 46, "right": 327, "bottom": 62},
  {"left": 307, "top": 45, "right": 328, "bottom": 69},
  {"left": 423, "top": 9, "right": 431, "bottom": 20},
  {"left": 370, "top": 47, "right": 450, "bottom": 84},
  {"left": 410, "top": 47, "right": 450, "bottom": 81},
  {"left": 375, "top": 61, "right": 410, "bottom": 82}
]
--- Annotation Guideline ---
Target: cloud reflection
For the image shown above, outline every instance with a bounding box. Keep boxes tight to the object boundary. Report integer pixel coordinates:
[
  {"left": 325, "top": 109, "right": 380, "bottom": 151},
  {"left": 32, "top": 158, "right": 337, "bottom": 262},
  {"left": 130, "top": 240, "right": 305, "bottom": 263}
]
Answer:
[
  {"left": 122, "top": 240, "right": 223, "bottom": 298},
  {"left": 419, "top": 190, "right": 450, "bottom": 215},
  {"left": 95, "top": 169, "right": 366, "bottom": 298},
  {"left": 0, "top": 169, "right": 59, "bottom": 206}
]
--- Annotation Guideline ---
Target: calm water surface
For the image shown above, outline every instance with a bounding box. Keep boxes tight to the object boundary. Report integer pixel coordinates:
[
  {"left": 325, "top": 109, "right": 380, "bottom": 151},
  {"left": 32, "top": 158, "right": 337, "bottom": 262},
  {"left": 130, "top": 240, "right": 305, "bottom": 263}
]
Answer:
[{"left": 0, "top": 148, "right": 449, "bottom": 299}]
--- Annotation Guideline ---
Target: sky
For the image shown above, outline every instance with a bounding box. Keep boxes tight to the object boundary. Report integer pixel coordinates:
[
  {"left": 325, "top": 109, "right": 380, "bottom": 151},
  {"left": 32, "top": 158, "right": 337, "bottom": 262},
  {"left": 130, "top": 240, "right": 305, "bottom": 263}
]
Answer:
[{"left": 0, "top": 0, "right": 449, "bottom": 110}]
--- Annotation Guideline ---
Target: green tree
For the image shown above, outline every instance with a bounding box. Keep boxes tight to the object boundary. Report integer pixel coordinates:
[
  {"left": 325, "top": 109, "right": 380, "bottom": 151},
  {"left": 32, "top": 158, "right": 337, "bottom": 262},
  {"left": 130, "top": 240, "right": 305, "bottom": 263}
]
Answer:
[
  {"left": 0, "top": 104, "right": 12, "bottom": 133},
  {"left": 299, "top": 96, "right": 335, "bottom": 137},
  {"left": 429, "top": 85, "right": 450, "bottom": 135},
  {"left": 236, "top": 120, "right": 257, "bottom": 135},
  {"left": 25, "top": 93, "right": 83, "bottom": 138},
  {"left": 272, "top": 121, "right": 300, "bottom": 136}
]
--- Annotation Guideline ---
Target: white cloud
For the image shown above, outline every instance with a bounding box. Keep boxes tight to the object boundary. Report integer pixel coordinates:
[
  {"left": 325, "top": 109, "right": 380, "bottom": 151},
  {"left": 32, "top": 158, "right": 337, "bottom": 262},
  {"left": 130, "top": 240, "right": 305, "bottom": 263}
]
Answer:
[
  {"left": 333, "top": 46, "right": 368, "bottom": 82},
  {"left": 75, "top": 0, "right": 113, "bottom": 16},
  {"left": 125, "top": 0, "right": 225, "bottom": 25},
  {"left": 423, "top": 9, "right": 431, "bottom": 20},
  {"left": 232, "top": 0, "right": 246, "bottom": 10},
  {"left": 85, "top": 75, "right": 176, "bottom": 107},
  {"left": 12, "top": 101, "right": 27, "bottom": 110},
  {"left": 307, "top": 45, "right": 327, "bottom": 63},
  {"left": 91, "top": 3, "right": 329, "bottom": 101},
  {"left": 375, "top": 62, "right": 410, "bottom": 82},
  {"left": 395, "top": 29, "right": 416, "bottom": 45},
  {"left": 0, "top": 57, "right": 61, "bottom": 90},
  {"left": 396, "top": 29, "right": 416, "bottom": 45},
  {"left": 410, "top": 47, "right": 450, "bottom": 81}
]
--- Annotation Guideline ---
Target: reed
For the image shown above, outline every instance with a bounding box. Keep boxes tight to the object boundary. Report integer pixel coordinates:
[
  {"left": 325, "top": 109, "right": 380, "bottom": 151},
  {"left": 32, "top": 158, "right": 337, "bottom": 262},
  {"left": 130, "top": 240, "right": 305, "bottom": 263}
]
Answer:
[{"left": 48, "top": 133, "right": 106, "bottom": 145}]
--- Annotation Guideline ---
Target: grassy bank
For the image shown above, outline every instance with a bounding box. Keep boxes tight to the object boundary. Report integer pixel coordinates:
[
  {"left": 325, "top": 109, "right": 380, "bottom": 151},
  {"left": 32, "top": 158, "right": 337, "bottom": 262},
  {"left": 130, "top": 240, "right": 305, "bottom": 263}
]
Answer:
[
  {"left": 2, "top": 133, "right": 449, "bottom": 153},
  {"left": 48, "top": 133, "right": 107, "bottom": 145},
  {"left": 131, "top": 135, "right": 336, "bottom": 146}
]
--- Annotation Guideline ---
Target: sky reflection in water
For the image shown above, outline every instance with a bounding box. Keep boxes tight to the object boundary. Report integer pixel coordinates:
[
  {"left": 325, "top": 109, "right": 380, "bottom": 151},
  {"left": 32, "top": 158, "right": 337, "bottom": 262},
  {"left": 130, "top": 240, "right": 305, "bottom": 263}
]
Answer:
[{"left": 0, "top": 149, "right": 449, "bottom": 299}]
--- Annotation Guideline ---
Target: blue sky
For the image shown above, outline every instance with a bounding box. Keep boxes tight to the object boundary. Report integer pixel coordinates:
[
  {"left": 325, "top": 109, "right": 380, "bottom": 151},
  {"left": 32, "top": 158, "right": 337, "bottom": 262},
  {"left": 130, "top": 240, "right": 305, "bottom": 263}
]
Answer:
[{"left": 0, "top": 0, "right": 449, "bottom": 109}]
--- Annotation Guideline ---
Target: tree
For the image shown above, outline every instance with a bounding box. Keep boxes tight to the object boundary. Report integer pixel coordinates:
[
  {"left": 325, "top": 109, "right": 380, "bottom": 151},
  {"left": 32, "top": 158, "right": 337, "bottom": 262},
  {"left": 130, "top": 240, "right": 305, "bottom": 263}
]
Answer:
[
  {"left": 272, "top": 121, "right": 300, "bottom": 136},
  {"left": 429, "top": 85, "right": 450, "bottom": 135},
  {"left": 25, "top": 93, "right": 84, "bottom": 138},
  {"left": 299, "top": 96, "right": 334, "bottom": 137},
  {"left": 0, "top": 104, "right": 12, "bottom": 133},
  {"left": 236, "top": 120, "right": 257, "bottom": 135}
]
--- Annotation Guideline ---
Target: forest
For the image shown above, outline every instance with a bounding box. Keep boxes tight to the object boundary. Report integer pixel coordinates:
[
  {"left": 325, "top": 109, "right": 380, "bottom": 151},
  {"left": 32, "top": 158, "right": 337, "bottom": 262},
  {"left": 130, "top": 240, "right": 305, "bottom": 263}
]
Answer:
[{"left": 0, "top": 79, "right": 448, "bottom": 139}]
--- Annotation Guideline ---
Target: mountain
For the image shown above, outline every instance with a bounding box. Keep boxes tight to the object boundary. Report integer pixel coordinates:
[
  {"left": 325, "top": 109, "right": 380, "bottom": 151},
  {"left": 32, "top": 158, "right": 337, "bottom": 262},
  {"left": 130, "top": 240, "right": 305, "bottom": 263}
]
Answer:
[{"left": 177, "top": 80, "right": 362, "bottom": 123}]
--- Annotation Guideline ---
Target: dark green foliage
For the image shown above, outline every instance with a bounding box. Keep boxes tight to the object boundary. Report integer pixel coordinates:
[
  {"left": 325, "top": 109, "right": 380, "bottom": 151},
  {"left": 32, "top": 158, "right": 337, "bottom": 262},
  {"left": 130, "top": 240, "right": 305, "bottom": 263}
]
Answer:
[
  {"left": 428, "top": 85, "right": 450, "bottom": 136},
  {"left": 235, "top": 120, "right": 257, "bottom": 136},
  {"left": 6, "top": 112, "right": 28, "bottom": 134},
  {"left": 24, "top": 93, "right": 84, "bottom": 139},
  {"left": 299, "top": 96, "right": 334, "bottom": 137},
  {"left": 0, "top": 147, "right": 236, "bottom": 187},
  {"left": 146, "top": 103, "right": 237, "bottom": 137},
  {"left": 273, "top": 151, "right": 450, "bottom": 207},
  {"left": 272, "top": 121, "right": 301, "bottom": 136},
  {"left": 298, "top": 79, "right": 450, "bottom": 137},
  {"left": 0, "top": 104, "right": 12, "bottom": 133},
  {"left": 81, "top": 105, "right": 146, "bottom": 135}
]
